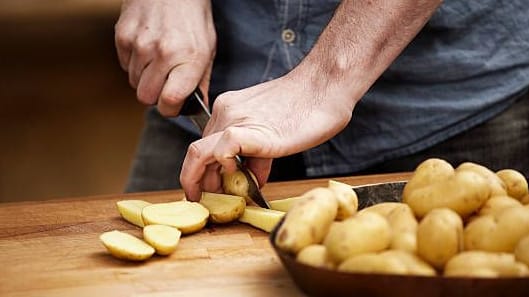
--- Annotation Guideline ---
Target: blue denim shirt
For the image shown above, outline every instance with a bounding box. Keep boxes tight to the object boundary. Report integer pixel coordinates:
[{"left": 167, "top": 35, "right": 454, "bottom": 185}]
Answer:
[{"left": 176, "top": 0, "right": 529, "bottom": 176}]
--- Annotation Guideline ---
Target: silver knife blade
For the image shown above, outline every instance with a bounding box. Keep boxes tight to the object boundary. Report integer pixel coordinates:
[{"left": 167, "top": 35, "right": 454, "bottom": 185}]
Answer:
[
  {"left": 182, "top": 89, "right": 271, "bottom": 209},
  {"left": 352, "top": 181, "right": 407, "bottom": 210}
]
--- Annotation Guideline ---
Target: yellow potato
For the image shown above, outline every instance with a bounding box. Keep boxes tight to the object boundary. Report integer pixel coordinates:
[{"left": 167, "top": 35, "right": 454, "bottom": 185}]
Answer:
[
  {"left": 199, "top": 192, "right": 246, "bottom": 224},
  {"left": 100, "top": 230, "right": 154, "bottom": 261},
  {"left": 324, "top": 212, "right": 391, "bottom": 263},
  {"left": 275, "top": 187, "right": 338, "bottom": 254},
  {"left": 514, "top": 234, "right": 529, "bottom": 267},
  {"left": 386, "top": 204, "right": 418, "bottom": 253},
  {"left": 496, "top": 169, "right": 529, "bottom": 201},
  {"left": 457, "top": 162, "right": 507, "bottom": 197},
  {"left": 403, "top": 170, "right": 490, "bottom": 218},
  {"left": 239, "top": 206, "right": 285, "bottom": 232},
  {"left": 402, "top": 158, "right": 454, "bottom": 199},
  {"left": 269, "top": 196, "right": 305, "bottom": 212},
  {"left": 521, "top": 194, "right": 529, "bottom": 205},
  {"left": 444, "top": 251, "right": 529, "bottom": 277},
  {"left": 141, "top": 201, "right": 209, "bottom": 234},
  {"left": 116, "top": 200, "right": 152, "bottom": 227},
  {"left": 328, "top": 180, "right": 358, "bottom": 220},
  {"left": 379, "top": 250, "right": 436, "bottom": 276},
  {"left": 478, "top": 195, "right": 522, "bottom": 216},
  {"left": 221, "top": 169, "right": 259, "bottom": 204},
  {"left": 296, "top": 244, "right": 335, "bottom": 269},
  {"left": 338, "top": 253, "right": 408, "bottom": 275},
  {"left": 143, "top": 224, "right": 181, "bottom": 256},
  {"left": 358, "top": 202, "right": 402, "bottom": 217},
  {"left": 465, "top": 206, "right": 529, "bottom": 252},
  {"left": 417, "top": 208, "right": 463, "bottom": 269}
]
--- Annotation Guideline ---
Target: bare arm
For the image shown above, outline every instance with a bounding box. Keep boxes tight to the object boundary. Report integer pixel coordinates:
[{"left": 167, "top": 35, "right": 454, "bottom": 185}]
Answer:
[{"left": 181, "top": 0, "right": 443, "bottom": 201}]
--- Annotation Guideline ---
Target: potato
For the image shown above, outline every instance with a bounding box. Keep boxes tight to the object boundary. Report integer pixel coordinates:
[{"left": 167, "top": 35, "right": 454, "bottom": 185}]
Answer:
[
  {"left": 296, "top": 244, "right": 335, "bottom": 269},
  {"left": 379, "top": 250, "right": 436, "bottom": 276},
  {"left": 239, "top": 206, "right": 285, "bottom": 232},
  {"left": 337, "top": 253, "right": 408, "bottom": 275},
  {"left": 496, "top": 169, "right": 529, "bottom": 201},
  {"left": 521, "top": 194, "right": 529, "bottom": 205},
  {"left": 116, "top": 200, "right": 152, "bottom": 227},
  {"left": 417, "top": 208, "right": 463, "bottom": 269},
  {"left": 143, "top": 224, "right": 181, "bottom": 256},
  {"left": 386, "top": 204, "right": 418, "bottom": 253},
  {"left": 199, "top": 192, "right": 246, "bottom": 224},
  {"left": 328, "top": 180, "right": 358, "bottom": 220},
  {"left": 275, "top": 187, "right": 338, "bottom": 254},
  {"left": 358, "top": 202, "right": 402, "bottom": 217},
  {"left": 402, "top": 158, "right": 454, "bottom": 199},
  {"left": 514, "top": 234, "right": 529, "bottom": 266},
  {"left": 100, "top": 230, "right": 155, "bottom": 261},
  {"left": 141, "top": 201, "right": 209, "bottom": 234},
  {"left": 269, "top": 196, "right": 305, "bottom": 212},
  {"left": 403, "top": 170, "right": 490, "bottom": 218},
  {"left": 464, "top": 206, "right": 529, "bottom": 252},
  {"left": 444, "top": 251, "right": 529, "bottom": 277},
  {"left": 324, "top": 212, "right": 391, "bottom": 263},
  {"left": 457, "top": 162, "right": 507, "bottom": 197},
  {"left": 478, "top": 195, "right": 522, "bottom": 216},
  {"left": 222, "top": 169, "right": 259, "bottom": 203}
]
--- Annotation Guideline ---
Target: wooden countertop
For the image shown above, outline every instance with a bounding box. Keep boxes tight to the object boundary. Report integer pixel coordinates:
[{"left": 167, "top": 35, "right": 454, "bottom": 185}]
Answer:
[{"left": 0, "top": 173, "right": 410, "bottom": 297}]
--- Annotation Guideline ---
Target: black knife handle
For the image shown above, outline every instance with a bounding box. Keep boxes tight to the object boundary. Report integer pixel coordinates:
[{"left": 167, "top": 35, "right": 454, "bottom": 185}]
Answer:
[{"left": 180, "top": 87, "right": 205, "bottom": 116}]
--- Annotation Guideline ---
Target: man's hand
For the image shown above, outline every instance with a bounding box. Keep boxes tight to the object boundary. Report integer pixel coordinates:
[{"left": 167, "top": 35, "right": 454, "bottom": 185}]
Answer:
[
  {"left": 180, "top": 0, "right": 442, "bottom": 201},
  {"left": 114, "top": 0, "right": 216, "bottom": 116}
]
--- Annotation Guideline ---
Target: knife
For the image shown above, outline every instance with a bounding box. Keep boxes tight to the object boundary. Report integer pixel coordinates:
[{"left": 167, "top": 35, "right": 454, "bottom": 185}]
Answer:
[{"left": 180, "top": 88, "right": 271, "bottom": 209}]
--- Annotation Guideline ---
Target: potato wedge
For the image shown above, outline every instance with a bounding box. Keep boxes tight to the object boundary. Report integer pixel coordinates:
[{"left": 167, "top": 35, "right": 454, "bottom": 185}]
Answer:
[
  {"left": 328, "top": 180, "right": 358, "bottom": 220},
  {"left": 142, "top": 201, "right": 209, "bottom": 234},
  {"left": 269, "top": 196, "right": 305, "bottom": 212},
  {"left": 239, "top": 206, "right": 285, "bottom": 232},
  {"left": 143, "top": 224, "right": 181, "bottom": 256},
  {"left": 100, "top": 230, "right": 154, "bottom": 261},
  {"left": 199, "top": 192, "right": 246, "bottom": 224},
  {"left": 116, "top": 200, "right": 152, "bottom": 227}
]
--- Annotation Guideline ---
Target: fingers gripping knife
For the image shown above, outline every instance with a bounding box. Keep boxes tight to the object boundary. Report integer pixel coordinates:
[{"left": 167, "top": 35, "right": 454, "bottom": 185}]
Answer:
[{"left": 180, "top": 88, "right": 271, "bottom": 209}]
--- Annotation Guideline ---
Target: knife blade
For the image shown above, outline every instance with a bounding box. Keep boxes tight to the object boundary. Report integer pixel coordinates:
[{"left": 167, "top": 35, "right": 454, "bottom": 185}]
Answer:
[
  {"left": 352, "top": 181, "right": 407, "bottom": 210},
  {"left": 180, "top": 88, "right": 271, "bottom": 209}
]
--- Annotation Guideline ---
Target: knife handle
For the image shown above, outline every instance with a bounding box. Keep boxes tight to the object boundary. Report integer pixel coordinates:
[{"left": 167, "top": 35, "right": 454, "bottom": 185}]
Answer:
[{"left": 180, "top": 87, "right": 205, "bottom": 116}]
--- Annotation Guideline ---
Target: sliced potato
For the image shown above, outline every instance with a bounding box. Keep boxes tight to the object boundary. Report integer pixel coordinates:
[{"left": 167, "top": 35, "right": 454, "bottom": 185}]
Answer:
[
  {"left": 200, "top": 192, "right": 246, "bottom": 224},
  {"left": 328, "top": 180, "right": 358, "bottom": 220},
  {"left": 239, "top": 206, "right": 285, "bottom": 232},
  {"left": 143, "top": 224, "right": 181, "bottom": 256},
  {"left": 142, "top": 201, "right": 209, "bottom": 234},
  {"left": 100, "top": 230, "right": 154, "bottom": 261},
  {"left": 116, "top": 200, "right": 152, "bottom": 227},
  {"left": 269, "top": 196, "right": 305, "bottom": 212}
]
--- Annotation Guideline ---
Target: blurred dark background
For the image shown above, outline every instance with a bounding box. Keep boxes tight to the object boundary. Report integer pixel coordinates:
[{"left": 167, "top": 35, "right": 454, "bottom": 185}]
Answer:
[{"left": 0, "top": 1, "right": 146, "bottom": 202}]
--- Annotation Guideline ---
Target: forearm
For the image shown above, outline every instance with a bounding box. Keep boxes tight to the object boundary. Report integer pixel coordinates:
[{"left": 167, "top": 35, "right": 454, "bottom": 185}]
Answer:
[{"left": 294, "top": 0, "right": 442, "bottom": 108}]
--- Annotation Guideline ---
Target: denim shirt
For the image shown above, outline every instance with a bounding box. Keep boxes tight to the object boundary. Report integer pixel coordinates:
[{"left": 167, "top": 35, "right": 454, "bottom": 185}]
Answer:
[{"left": 175, "top": 0, "right": 529, "bottom": 177}]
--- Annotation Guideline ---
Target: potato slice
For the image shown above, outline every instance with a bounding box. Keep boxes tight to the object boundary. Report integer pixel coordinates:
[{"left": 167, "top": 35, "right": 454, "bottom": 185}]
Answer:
[
  {"left": 142, "top": 201, "right": 209, "bottom": 234},
  {"left": 199, "top": 192, "right": 246, "bottom": 223},
  {"left": 239, "top": 206, "right": 285, "bottom": 232},
  {"left": 143, "top": 225, "right": 181, "bottom": 256},
  {"left": 116, "top": 200, "right": 152, "bottom": 227},
  {"left": 100, "top": 230, "right": 154, "bottom": 261},
  {"left": 269, "top": 196, "right": 305, "bottom": 212}
]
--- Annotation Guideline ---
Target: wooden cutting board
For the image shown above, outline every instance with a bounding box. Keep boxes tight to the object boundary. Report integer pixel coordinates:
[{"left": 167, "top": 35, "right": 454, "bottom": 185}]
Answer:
[{"left": 0, "top": 173, "right": 410, "bottom": 297}]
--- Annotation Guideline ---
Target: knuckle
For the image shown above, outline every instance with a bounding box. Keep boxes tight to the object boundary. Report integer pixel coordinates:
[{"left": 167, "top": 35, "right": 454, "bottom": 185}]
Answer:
[
  {"left": 186, "top": 142, "right": 203, "bottom": 161},
  {"left": 132, "top": 36, "right": 153, "bottom": 55}
]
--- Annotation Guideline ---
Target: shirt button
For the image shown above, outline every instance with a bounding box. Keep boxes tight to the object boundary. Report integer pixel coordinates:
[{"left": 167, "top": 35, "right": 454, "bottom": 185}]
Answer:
[{"left": 281, "top": 29, "right": 296, "bottom": 43}]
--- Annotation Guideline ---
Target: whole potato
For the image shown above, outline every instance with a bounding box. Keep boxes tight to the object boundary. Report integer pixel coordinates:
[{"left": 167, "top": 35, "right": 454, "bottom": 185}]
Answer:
[
  {"left": 417, "top": 208, "right": 464, "bottom": 269},
  {"left": 379, "top": 250, "right": 436, "bottom": 276},
  {"left": 457, "top": 162, "right": 507, "bottom": 197},
  {"left": 496, "top": 169, "right": 529, "bottom": 201},
  {"left": 464, "top": 206, "right": 529, "bottom": 252},
  {"left": 444, "top": 251, "right": 529, "bottom": 277},
  {"left": 324, "top": 212, "right": 391, "bottom": 263},
  {"left": 328, "top": 180, "right": 358, "bottom": 220},
  {"left": 275, "top": 187, "right": 338, "bottom": 254},
  {"left": 337, "top": 253, "right": 408, "bottom": 275},
  {"left": 478, "top": 195, "right": 522, "bottom": 217},
  {"left": 404, "top": 170, "right": 490, "bottom": 218},
  {"left": 386, "top": 204, "right": 418, "bottom": 253},
  {"left": 358, "top": 202, "right": 402, "bottom": 217},
  {"left": 296, "top": 244, "right": 335, "bottom": 269},
  {"left": 402, "top": 158, "right": 454, "bottom": 199}
]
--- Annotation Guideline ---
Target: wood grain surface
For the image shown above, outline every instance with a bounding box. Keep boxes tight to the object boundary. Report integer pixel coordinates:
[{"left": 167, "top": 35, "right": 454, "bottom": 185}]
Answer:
[{"left": 0, "top": 173, "right": 410, "bottom": 297}]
